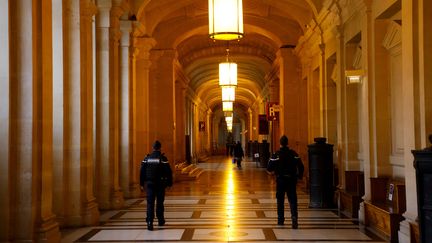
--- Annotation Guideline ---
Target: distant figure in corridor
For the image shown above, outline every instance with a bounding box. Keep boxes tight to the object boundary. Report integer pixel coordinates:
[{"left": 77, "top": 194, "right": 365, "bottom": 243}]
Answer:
[
  {"left": 233, "top": 141, "right": 244, "bottom": 168},
  {"left": 267, "top": 135, "right": 304, "bottom": 228},
  {"left": 140, "top": 140, "right": 173, "bottom": 231}
]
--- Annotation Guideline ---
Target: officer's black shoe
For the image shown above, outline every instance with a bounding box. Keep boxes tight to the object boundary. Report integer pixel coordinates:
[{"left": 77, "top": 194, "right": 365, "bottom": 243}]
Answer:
[
  {"left": 292, "top": 220, "right": 298, "bottom": 229},
  {"left": 158, "top": 219, "right": 165, "bottom": 226},
  {"left": 147, "top": 221, "right": 154, "bottom": 231},
  {"left": 277, "top": 219, "right": 284, "bottom": 225}
]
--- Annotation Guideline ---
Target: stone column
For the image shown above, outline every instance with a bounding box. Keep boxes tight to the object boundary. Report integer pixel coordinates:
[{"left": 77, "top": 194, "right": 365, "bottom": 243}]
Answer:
[
  {"left": 0, "top": 0, "right": 11, "bottom": 240},
  {"left": 149, "top": 49, "right": 177, "bottom": 165},
  {"left": 119, "top": 20, "right": 140, "bottom": 198},
  {"left": 132, "top": 37, "right": 156, "bottom": 168},
  {"left": 206, "top": 109, "right": 213, "bottom": 152},
  {"left": 5, "top": 0, "right": 60, "bottom": 241},
  {"left": 398, "top": 0, "right": 425, "bottom": 241},
  {"left": 358, "top": 2, "right": 375, "bottom": 225},
  {"left": 175, "top": 79, "right": 187, "bottom": 162},
  {"left": 335, "top": 25, "right": 347, "bottom": 190},
  {"left": 278, "top": 47, "right": 301, "bottom": 143},
  {"left": 52, "top": 0, "right": 100, "bottom": 226},
  {"left": 269, "top": 80, "right": 280, "bottom": 150},
  {"left": 94, "top": 4, "right": 124, "bottom": 210}
]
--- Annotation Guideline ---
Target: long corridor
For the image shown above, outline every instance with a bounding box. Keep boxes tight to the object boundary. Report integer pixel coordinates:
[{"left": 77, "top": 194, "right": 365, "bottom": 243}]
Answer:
[{"left": 62, "top": 156, "right": 386, "bottom": 243}]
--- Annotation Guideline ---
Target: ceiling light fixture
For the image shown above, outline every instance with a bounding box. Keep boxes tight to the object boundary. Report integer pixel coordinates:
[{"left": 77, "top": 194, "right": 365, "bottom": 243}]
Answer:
[{"left": 208, "top": 0, "right": 244, "bottom": 41}]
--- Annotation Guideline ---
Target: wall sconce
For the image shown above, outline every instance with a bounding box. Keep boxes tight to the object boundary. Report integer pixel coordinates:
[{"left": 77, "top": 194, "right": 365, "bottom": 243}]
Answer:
[{"left": 345, "top": 69, "right": 364, "bottom": 84}]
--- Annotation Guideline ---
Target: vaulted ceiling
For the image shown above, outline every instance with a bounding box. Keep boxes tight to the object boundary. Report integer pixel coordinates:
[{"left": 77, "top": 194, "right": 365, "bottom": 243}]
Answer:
[{"left": 132, "top": 0, "right": 323, "bottom": 113}]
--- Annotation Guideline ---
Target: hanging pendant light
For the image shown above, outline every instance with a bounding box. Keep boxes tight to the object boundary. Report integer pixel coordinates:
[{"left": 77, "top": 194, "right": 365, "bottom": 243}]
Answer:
[
  {"left": 209, "top": 0, "right": 244, "bottom": 41},
  {"left": 222, "top": 101, "right": 233, "bottom": 112},
  {"left": 221, "top": 86, "right": 236, "bottom": 102},
  {"left": 219, "top": 48, "right": 237, "bottom": 86}
]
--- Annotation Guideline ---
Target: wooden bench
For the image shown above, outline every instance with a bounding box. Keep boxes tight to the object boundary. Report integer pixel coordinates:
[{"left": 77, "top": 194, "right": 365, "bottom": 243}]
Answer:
[
  {"left": 339, "top": 171, "right": 364, "bottom": 218},
  {"left": 364, "top": 177, "right": 406, "bottom": 242}
]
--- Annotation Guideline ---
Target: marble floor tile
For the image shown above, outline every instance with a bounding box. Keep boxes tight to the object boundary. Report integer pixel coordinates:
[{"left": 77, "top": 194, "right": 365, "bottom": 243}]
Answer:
[
  {"left": 192, "top": 228, "right": 265, "bottom": 241},
  {"left": 273, "top": 228, "right": 371, "bottom": 240}
]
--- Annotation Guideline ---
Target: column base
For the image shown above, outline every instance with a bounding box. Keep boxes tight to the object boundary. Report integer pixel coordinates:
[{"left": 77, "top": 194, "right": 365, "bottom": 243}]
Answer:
[
  {"left": 36, "top": 214, "right": 60, "bottom": 243},
  {"left": 358, "top": 201, "right": 365, "bottom": 226},
  {"left": 110, "top": 189, "right": 124, "bottom": 209},
  {"left": 127, "top": 183, "right": 141, "bottom": 198},
  {"left": 82, "top": 198, "right": 100, "bottom": 226}
]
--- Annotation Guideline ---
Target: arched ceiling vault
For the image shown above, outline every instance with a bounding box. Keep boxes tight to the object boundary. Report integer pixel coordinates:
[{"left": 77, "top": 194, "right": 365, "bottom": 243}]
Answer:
[{"left": 132, "top": 0, "right": 324, "bottom": 115}]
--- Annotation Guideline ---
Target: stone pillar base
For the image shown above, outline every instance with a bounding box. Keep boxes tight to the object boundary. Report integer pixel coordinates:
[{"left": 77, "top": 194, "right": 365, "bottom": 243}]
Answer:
[
  {"left": 127, "top": 183, "right": 141, "bottom": 198},
  {"left": 358, "top": 201, "right": 365, "bottom": 226},
  {"left": 110, "top": 190, "right": 124, "bottom": 209},
  {"left": 82, "top": 199, "right": 100, "bottom": 226},
  {"left": 398, "top": 219, "right": 418, "bottom": 243},
  {"left": 36, "top": 215, "right": 60, "bottom": 243}
]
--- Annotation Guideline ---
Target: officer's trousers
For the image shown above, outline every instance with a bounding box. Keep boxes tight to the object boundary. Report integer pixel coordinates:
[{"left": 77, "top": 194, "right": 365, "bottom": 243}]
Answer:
[
  {"left": 275, "top": 177, "right": 298, "bottom": 222},
  {"left": 146, "top": 182, "right": 166, "bottom": 223}
]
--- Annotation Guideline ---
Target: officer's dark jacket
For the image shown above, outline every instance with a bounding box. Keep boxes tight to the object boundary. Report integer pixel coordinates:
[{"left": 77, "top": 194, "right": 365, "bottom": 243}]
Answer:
[
  {"left": 267, "top": 146, "right": 304, "bottom": 180},
  {"left": 140, "top": 151, "right": 173, "bottom": 187}
]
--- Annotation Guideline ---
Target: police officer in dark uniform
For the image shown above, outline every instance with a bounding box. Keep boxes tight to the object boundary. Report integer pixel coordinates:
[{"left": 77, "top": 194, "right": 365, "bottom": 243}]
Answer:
[
  {"left": 267, "top": 135, "right": 304, "bottom": 228},
  {"left": 140, "top": 140, "right": 173, "bottom": 230}
]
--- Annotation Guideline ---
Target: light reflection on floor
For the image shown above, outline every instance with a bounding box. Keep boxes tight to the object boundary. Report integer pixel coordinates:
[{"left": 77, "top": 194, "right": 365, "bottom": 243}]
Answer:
[{"left": 61, "top": 156, "right": 385, "bottom": 243}]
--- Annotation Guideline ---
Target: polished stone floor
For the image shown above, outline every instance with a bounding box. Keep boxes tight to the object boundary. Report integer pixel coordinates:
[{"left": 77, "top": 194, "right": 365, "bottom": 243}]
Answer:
[{"left": 61, "top": 156, "right": 385, "bottom": 243}]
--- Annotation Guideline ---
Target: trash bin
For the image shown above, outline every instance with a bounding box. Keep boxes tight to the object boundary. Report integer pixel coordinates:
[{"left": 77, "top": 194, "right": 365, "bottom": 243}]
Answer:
[
  {"left": 412, "top": 134, "right": 432, "bottom": 243},
  {"left": 259, "top": 140, "right": 270, "bottom": 168},
  {"left": 308, "top": 137, "right": 334, "bottom": 208}
]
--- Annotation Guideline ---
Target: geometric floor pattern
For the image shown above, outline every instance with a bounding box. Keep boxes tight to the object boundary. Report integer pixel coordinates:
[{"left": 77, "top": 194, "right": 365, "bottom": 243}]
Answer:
[{"left": 61, "top": 156, "right": 386, "bottom": 242}]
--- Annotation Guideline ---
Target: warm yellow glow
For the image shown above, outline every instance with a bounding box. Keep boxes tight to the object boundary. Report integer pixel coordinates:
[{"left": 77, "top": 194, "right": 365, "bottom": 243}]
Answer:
[
  {"left": 222, "top": 101, "right": 233, "bottom": 111},
  {"left": 225, "top": 169, "right": 236, "bottom": 235},
  {"left": 209, "top": 0, "right": 244, "bottom": 40},
  {"left": 221, "top": 86, "right": 236, "bottom": 102},
  {"left": 219, "top": 62, "right": 237, "bottom": 86},
  {"left": 345, "top": 69, "right": 364, "bottom": 84},
  {"left": 225, "top": 116, "right": 233, "bottom": 124}
]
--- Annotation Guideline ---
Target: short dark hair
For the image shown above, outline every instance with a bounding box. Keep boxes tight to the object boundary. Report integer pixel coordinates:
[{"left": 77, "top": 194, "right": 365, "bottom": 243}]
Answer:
[
  {"left": 280, "top": 135, "right": 288, "bottom": 146},
  {"left": 153, "top": 140, "right": 161, "bottom": 150}
]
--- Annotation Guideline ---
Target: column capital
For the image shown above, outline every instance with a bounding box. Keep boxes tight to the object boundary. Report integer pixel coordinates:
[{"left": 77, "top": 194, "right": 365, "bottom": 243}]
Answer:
[
  {"left": 81, "top": 0, "right": 98, "bottom": 18},
  {"left": 120, "top": 20, "right": 132, "bottom": 47},
  {"left": 110, "top": 28, "right": 122, "bottom": 43},
  {"left": 133, "top": 37, "right": 156, "bottom": 60}
]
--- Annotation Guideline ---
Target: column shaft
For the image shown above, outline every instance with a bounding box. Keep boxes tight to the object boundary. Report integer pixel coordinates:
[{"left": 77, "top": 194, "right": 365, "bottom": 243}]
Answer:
[
  {"left": 8, "top": 0, "right": 60, "bottom": 241},
  {"left": 149, "top": 50, "right": 176, "bottom": 164},
  {"left": 119, "top": 20, "right": 140, "bottom": 198},
  {"left": 0, "top": 0, "right": 11, "bottom": 240},
  {"left": 95, "top": 6, "right": 124, "bottom": 210}
]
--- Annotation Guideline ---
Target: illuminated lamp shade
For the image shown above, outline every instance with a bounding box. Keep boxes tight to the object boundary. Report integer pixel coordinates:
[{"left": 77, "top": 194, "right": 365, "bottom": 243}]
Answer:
[
  {"left": 222, "top": 101, "right": 233, "bottom": 112},
  {"left": 219, "top": 62, "right": 237, "bottom": 86},
  {"left": 221, "top": 86, "right": 235, "bottom": 102},
  {"left": 208, "top": 0, "right": 244, "bottom": 41},
  {"left": 225, "top": 116, "right": 233, "bottom": 124}
]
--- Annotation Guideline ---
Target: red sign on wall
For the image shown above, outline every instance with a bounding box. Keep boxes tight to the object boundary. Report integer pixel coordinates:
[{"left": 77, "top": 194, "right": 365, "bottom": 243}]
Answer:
[{"left": 266, "top": 102, "right": 280, "bottom": 121}]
